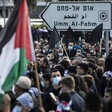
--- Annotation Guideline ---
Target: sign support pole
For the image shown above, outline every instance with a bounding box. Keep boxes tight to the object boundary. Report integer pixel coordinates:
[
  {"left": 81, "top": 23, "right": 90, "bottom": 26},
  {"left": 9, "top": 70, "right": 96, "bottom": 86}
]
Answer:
[{"left": 105, "top": 31, "right": 109, "bottom": 56}]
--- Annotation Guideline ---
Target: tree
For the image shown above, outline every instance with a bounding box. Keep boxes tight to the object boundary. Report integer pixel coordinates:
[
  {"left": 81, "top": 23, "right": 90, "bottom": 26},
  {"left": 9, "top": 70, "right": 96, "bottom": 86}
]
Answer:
[{"left": 13, "top": 0, "right": 37, "bottom": 14}]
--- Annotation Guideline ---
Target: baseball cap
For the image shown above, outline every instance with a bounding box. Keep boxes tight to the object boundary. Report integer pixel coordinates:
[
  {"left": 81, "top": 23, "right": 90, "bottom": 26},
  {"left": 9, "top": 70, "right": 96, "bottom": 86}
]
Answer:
[{"left": 16, "top": 76, "right": 31, "bottom": 90}]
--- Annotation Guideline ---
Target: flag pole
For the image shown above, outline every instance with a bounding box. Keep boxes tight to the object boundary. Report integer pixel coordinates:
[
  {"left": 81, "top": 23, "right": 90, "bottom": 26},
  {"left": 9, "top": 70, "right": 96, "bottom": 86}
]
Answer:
[
  {"left": 99, "top": 38, "right": 102, "bottom": 54},
  {"left": 61, "top": 36, "right": 69, "bottom": 58},
  {"left": 105, "top": 31, "right": 109, "bottom": 56},
  {"left": 34, "top": 62, "right": 43, "bottom": 107}
]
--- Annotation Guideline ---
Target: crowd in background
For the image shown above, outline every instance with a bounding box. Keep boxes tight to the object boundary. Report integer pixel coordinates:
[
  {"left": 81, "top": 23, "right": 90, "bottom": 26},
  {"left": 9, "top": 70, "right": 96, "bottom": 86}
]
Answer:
[{"left": 1, "top": 28, "right": 112, "bottom": 112}]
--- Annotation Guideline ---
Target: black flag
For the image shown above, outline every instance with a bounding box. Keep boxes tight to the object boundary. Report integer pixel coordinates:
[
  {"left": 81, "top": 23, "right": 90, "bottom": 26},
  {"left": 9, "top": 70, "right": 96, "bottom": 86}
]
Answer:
[
  {"left": 48, "top": 26, "right": 60, "bottom": 50},
  {"left": 88, "top": 23, "right": 103, "bottom": 46},
  {"left": 63, "top": 26, "right": 75, "bottom": 45}
]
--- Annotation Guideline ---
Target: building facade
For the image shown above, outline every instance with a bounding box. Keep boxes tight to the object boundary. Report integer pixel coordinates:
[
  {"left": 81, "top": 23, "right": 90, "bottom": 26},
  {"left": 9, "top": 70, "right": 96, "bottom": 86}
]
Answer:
[
  {"left": 0, "top": 0, "right": 58, "bottom": 18},
  {"left": 0, "top": 0, "right": 14, "bottom": 18},
  {"left": 0, "top": 0, "right": 109, "bottom": 18}
]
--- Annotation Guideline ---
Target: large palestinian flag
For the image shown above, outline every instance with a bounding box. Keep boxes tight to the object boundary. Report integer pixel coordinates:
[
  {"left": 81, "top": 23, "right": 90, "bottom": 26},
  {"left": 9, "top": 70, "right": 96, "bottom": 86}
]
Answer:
[{"left": 0, "top": 0, "right": 35, "bottom": 92}]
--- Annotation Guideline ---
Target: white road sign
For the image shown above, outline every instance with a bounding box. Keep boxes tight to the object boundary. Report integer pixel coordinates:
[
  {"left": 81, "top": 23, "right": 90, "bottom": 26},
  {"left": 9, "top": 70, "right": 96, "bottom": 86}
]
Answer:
[{"left": 40, "top": 2, "right": 112, "bottom": 31}]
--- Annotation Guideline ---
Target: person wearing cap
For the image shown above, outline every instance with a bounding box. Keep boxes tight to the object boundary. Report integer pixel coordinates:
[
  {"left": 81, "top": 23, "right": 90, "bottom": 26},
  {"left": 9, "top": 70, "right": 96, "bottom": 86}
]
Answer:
[
  {"left": 14, "top": 76, "right": 31, "bottom": 97},
  {"left": 12, "top": 76, "right": 34, "bottom": 112}
]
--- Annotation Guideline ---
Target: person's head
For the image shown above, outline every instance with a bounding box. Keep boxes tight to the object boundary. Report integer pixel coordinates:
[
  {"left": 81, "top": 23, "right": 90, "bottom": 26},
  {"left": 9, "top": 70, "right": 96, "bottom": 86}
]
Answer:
[
  {"left": 88, "top": 62, "right": 96, "bottom": 74},
  {"left": 86, "top": 53, "right": 91, "bottom": 59},
  {"left": 47, "top": 52, "right": 55, "bottom": 61},
  {"left": 42, "top": 73, "right": 52, "bottom": 88},
  {"left": 42, "top": 47, "right": 48, "bottom": 54},
  {"left": 57, "top": 92, "right": 72, "bottom": 112},
  {"left": 85, "top": 92, "right": 102, "bottom": 112},
  {"left": 59, "top": 76, "right": 75, "bottom": 93},
  {"left": 51, "top": 69, "right": 62, "bottom": 87},
  {"left": 54, "top": 65, "right": 65, "bottom": 77},
  {"left": 104, "top": 88, "right": 112, "bottom": 103},
  {"left": 104, "top": 56, "right": 112, "bottom": 71},
  {"left": 107, "top": 77, "right": 112, "bottom": 88},
  {"left": 82, "top": 75, "right": 94, "bottom": 91},
  {"left": 76, "top": 63, "right": 89, "bottom": 75},
  {"left": 72, "top": 57, "right": 82, "bottom": 66},
  {"left": 67, "top": 65, "right": 77, "bottom": 74},
  {"left": 71, "top": 75, "right": 88, "bottom": 93},
  {"left": 83, "top": 43, "right": 89, "bottom": 52},
  {"left": 96, "top": 66, "right": 104, "bottom": 80},
  {"left": 26, "top": 71, "right": 37, "bottom": 87},
  {"left": 60, "top": 59, "right": 71, "bottom": 70},
  {"left": 27, "top": 61, "right": 34, "bottom": 71},
  {"left": 68, "top": 42, "right": 74, "bottom": 50},
  {"left": 69, "top": 49, "right": 76, "bottom": 58},
  {"left": 97, "top": 58, "right": 105, "bottom": 67},
  {"left": 15, "top": 76, "right": 31, "bottom": 97},
  {"left": 76, "top": 49, "right": 82, "bottom": 54},
  {"left": 13, "top": 93, "right": 34, "bottom": 112},
  {"left": 39, "top": 57, "right": 49, "bottom": 68},
  {"left": 51, "top": 58, "right": 59, "bottom": 65},
  {"left": 59, "top": 92, "right": 71, "bottom": 103},
  {"left": 36, "top": 53, "right": 45, "bottom": 62},
  {"left": 86, "top": 59, "right": 95, "bottom": 64},
  {"left": 58, "top": 48, "right": 64, "bottom": 57},
  {"left": 109, "top": 46, "right": 112, "bottom": 56}
]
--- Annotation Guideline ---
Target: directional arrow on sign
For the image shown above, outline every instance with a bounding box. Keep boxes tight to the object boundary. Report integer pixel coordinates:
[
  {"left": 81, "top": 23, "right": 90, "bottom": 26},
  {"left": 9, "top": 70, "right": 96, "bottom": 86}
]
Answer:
[{"left": 40, "top": 2, "right": 111, "bottom": 31}]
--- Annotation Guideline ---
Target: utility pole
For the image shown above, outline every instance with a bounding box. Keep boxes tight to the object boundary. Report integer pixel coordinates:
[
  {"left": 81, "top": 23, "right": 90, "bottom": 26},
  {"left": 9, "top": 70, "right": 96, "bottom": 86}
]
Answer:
[{"left": 3, "top": 0, "right": 6, "bottom": 26}]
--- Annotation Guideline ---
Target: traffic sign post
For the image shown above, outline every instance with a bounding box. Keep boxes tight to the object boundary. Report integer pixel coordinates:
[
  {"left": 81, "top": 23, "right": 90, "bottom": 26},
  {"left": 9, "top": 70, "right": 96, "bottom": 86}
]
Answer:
[{"left": 40, "top": 2, "right": 112, "bottom": 31}]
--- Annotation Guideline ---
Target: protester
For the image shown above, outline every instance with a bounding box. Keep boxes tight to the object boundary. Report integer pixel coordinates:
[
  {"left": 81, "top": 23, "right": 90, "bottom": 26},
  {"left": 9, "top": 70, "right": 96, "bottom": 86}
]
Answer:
[
  {"left": 85, "top": 92, "right": 103, "bottom": 112},
  {"left": 59, "top": 76, "right": 85, "bottom": 112},
  {"left": 26, "top": 71, "right": 37, "bottom": 87},
  {"left": 88, "top": 62, "right": 101, "bottom": 93},
  {"left": 101, "top": 47, "right": 112, "bottom": 96},
  {"left": 38, "top": 57, "right": 51, "bottom": 74},
  {"left": 12, "top": 76, "right": 34, "bottom": 112},
  {"left": 42, "top": 69, "right": 62, "bottom": 111},
  {"left": 104, "top": 88, "right": 112, "bottom": 112},
  {"left": 56, "top": 92, "right": 72, "bottom": 112},
  {"left": 97, "top": 58, "right": 105, "bottom": 67},
  {"left": 1, "top": 6, "right": 112, "bottom": 111},
  {"left": 41, "top": 73, "right": 52, "bottom": 92},
  {"left": 83, "top": 75, "right": 95, "bottom": 93},
  {"left": 1, "top": 94, "right": 11, "bottom": 112},
  {"left": 71, "top": 74, "right": 87, "bottom": 100},
  {"left": 76, "top": 63, "right": 89, "bottom": 76}
]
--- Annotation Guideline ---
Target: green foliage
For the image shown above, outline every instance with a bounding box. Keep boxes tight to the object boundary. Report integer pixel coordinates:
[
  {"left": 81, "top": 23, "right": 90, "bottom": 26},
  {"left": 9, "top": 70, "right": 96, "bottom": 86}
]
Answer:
[{"left": 31, "top": 23, "right": 48, "bottom": 30}]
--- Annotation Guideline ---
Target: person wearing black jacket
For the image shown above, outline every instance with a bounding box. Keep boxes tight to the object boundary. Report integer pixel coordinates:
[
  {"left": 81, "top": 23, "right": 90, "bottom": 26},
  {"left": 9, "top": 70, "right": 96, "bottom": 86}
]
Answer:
[
  {"left": 42, "top": 69, "right": 62, "bottom": 112},
  {"left": 59, "top": 76, "right": 85, "bottom": 112}
]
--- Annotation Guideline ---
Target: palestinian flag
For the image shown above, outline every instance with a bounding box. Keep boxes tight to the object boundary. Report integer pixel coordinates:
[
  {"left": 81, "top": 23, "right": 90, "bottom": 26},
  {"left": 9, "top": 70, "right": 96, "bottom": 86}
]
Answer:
[{"left": 0, "top": 0, "right": 35, "bottom": 92}]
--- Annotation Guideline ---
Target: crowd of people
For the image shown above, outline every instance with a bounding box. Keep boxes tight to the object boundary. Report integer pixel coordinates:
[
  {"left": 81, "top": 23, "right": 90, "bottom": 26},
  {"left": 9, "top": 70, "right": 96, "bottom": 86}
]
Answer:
[{"left": 0, "top": 30, "right": 112, "bottom": 112}]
